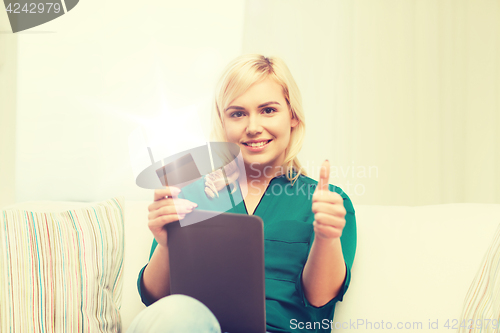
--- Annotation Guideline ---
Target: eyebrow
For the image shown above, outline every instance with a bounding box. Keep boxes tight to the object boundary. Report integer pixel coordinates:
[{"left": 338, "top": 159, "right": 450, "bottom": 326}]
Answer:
[{"left": 225, "top": 101, "right": 281, "bottom": 113}]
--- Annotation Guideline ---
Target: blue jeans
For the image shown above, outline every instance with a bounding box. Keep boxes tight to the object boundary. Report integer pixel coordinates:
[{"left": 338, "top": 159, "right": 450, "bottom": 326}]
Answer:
[
  {"left": 127, "top": 294, "right": 222, "bottom": 333},
  {"left": 127, "top": 294, "right": 272, "bottom": 333}
]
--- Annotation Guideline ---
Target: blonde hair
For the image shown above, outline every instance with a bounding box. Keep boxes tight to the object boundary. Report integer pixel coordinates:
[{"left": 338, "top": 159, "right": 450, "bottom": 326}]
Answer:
[{"left": 209, "top": 54, "right": 307, "bottom": 186}]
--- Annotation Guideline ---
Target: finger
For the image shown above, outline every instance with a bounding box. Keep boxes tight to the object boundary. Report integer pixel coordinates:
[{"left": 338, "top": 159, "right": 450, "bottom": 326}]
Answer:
[
  {"left": 205, "top": 171, "right": 222, "bottom": 194},
  {"left": 207, "top": 170, "right": 221, "bottom": 182},
  {"left": 314, "top": 212, "right": 345, "bottom": 229},
  {"left": 212, "top": 170, "right": 227, "bottom": 191},
  {"left": 313, "top": 221, "right": 342, "bottom": 239},
  {"left": 205, "top": 178, "right": 218, "bottom": 196},
  {"left": 230, "top": 182, "right": 238, "bottom": 194},
  {"left": 315, "top": 160, "right": 330, "bottom": 193},
  {"left": 148, "top": 198, "right": 172, "bottom": 212},
  {"left": 148, "top": 198, "right": 198, "bottom": 212},
  {"left": 154, "top": 187, "right": 181, "bottom": 201},
  {"left": 311, "top": 202, "right": 347, "bottom": 217},
  {"left": 224, "top": 159, "right": 240, "bottom": 175},
  {"left": 312, "top": 191, "right": 344, "bottom": 205},
  {"left": 226, "top": 167, "right": 240, "bottom": 184},
  {"left": 148, "top": 198, "right": 196, "bottom": 212},
  {"left": 148, "top": 203, "right": 195, "bottom": 221},
  {"left": 148, "top": 214, "right": 186, "bottom": 230},
  {"left": 205, "top": 187, "right": 216, "bottom": 199},
  {"left": 213, "top": 168, "right": 240, "bottom": 192}
]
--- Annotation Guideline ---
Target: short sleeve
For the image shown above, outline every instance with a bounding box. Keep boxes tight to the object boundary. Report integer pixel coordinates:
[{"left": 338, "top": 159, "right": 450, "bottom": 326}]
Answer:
[
  {"left": 336, "top": 186, "right": 357, "bottom": 269},
  {"left": 295, "top": 261, "right": 351, "bottom": 309},
  {"left": 137, "top": 264, "right": 155, "bottom": 306},
  {"left": 136, "top": 238, "right": 160, "bottom": 306}
]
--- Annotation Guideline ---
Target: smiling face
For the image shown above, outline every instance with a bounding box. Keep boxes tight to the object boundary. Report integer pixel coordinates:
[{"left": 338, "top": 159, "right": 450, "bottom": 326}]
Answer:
[{"left": 223, "top": 78, "right": 299, "bottom": 177}]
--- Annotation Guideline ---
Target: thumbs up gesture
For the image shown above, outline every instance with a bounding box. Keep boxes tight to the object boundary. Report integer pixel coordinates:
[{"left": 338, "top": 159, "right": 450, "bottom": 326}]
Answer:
[{"left": 312, "top": 160, "right": 346, "bottom": 240}]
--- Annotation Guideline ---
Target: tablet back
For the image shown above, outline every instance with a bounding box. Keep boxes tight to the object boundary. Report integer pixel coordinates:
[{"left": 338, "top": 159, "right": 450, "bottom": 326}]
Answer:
[{"left": 166, "top": 209, "right": 266, "bottom": 333}]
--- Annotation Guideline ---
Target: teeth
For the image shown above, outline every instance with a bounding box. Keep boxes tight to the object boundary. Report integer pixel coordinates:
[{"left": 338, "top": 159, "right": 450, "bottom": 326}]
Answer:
[{"left": 246, "top": 140, "right": 269, "bottom": 147}]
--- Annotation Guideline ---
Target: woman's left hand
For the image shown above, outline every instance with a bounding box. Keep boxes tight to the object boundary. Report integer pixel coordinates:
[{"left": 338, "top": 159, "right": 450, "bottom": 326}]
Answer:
[
  {"left": 204, "top": 159, "right": 240, "bottom": 199},
  {"left": 311, "top": 160, "right": 346, "bottom": 240}
]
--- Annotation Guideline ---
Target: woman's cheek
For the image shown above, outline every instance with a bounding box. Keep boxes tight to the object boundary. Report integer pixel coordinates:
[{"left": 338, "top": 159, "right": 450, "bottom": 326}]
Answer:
[
  {"left": 224, "top": 128, "right": 238, "bottom": 142},
  {"left": 225, "top": 123, "right": 244, "bottom": 141}
]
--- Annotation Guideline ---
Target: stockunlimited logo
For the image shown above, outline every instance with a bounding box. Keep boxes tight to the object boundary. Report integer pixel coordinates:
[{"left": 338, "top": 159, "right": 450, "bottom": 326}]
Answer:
[{"left": 3, "top": 0, "right": 78, "bottom": 33}]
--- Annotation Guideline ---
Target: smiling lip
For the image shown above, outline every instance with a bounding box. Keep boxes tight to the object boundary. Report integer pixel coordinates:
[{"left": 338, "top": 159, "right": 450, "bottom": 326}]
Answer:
[
  {"left": 242, "top": 139, "right": 272, "bottom": 151},
  {"left": 243, "top": 139, "right": 272, "bottom": 145}
]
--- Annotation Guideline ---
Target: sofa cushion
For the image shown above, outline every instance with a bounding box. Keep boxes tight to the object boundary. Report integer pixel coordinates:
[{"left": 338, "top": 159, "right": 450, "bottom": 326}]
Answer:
[
  {"left": 333, "top": 204, "right": 500, "bottom": 332},
  {"left": 0, "top": 197, "right": 125, "bottom": 333}
]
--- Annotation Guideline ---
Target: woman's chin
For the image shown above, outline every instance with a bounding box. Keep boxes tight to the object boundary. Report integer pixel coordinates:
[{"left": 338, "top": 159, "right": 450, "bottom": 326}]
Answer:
[{"left": 243, "top": 157, "right": 279, "bottom": 169}]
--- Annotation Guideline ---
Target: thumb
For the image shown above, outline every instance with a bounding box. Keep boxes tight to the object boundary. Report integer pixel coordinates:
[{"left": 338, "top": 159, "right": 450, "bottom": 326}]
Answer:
[{"left": 316, "top": 159, "right": 330, "bottom": 193}]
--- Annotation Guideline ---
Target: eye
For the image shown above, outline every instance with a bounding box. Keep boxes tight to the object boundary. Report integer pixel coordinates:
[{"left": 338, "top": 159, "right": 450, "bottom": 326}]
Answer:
[
  {"left": 230, "top": 111, "right": 245, "bottom": 118},
  {"left": 262, "top": 107, "right": 277, "bottom": 114}
]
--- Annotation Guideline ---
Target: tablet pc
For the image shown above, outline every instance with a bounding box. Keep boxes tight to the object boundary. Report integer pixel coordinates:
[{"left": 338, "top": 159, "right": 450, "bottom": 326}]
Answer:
[{"left": 166, "top": 209, "right": 266, "bottom": 333}]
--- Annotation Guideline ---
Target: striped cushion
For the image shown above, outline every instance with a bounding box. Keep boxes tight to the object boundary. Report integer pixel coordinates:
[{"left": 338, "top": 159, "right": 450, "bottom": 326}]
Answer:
[
  {"left": 457, "top": 223, "right": 500, "bottom": 333},
  {"left": 0, "top": 197, "right": 124, "bottom": 333}
]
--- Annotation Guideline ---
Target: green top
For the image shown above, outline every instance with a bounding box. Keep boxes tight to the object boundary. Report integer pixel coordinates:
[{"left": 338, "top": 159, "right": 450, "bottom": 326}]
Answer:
[{"left": 137, "top": 171, "right": 357, "bottom": 333}]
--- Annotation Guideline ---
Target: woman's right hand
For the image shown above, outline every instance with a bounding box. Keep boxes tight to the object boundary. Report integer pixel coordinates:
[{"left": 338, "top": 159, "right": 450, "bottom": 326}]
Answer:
[{"left": 147, "top": 187, "right": 198, "bottom": 248}]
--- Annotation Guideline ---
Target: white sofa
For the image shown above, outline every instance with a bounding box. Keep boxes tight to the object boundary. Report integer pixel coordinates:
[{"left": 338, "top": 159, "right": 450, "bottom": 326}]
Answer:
[
  {"left": 4, "top": 200, "right": 500, "bottom": 332},
  {"left": 122, "top": 201, "right": 500, "bottom": 332}
]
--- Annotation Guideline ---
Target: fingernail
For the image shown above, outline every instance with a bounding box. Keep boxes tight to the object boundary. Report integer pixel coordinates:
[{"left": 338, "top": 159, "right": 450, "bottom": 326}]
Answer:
[
  {"left": 172, "top": 187, "right": 181, "bottom": 194},
  {"left": 191, "top": 203, "right": 198, "bottom": 207}
]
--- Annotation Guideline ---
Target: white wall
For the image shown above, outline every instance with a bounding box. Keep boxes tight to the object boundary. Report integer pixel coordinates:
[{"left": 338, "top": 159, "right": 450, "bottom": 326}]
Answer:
[
  {"left": 0, "top": 8, "right": 17, "bottom": 207},
  {"left": 15, "top": 0, "right": 245, "bottom": 202},
  {"left": 243, "top": 0, "right": 500, "bottom": 206},
  {"left": 9, "top": 0, "right": 500, "bottom": 206}
]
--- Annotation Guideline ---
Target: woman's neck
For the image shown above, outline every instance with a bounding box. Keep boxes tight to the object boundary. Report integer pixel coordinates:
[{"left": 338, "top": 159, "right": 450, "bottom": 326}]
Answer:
[
  {"left": 247, "top": 162, "right": 284, "bottom": 181},
  {"left": 237, "top": 162, "right": 284, "bottom": 196}
]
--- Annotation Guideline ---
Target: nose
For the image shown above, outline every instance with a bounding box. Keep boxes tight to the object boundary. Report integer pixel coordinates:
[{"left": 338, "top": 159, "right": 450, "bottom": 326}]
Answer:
[{"left": 245, "top": 113, "right": 263, "bottom": 136}]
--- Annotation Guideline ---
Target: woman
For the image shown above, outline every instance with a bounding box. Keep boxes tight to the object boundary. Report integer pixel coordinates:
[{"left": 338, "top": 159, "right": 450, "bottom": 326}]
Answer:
[{"left": 130, "top": 54, "right": 357, "bottom": 333}]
